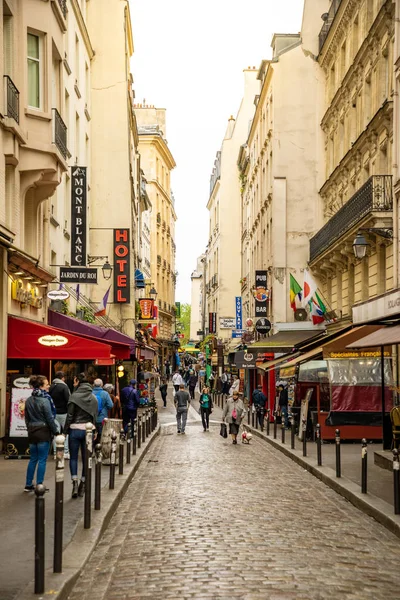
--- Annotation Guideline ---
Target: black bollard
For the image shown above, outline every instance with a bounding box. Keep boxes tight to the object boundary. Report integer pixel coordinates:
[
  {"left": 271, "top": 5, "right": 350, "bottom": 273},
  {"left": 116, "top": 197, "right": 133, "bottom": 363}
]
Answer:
[
  {"left": 266, "top": 409, "right": 270, "bottom": 436},
  {"left": 109, "top": 430, "right": 117, "bottom": 489},
  {"left": 137, "top": 416, "right": 141, "bottom": 449},
  {"left": 35, "top": 484, "right": 46, "bottom": 594},
  {"left": 126, "top": 424, "right": 131, "bottom": 464},
  {"left": 119, "top": 429, "right": 125, "bottom": 475},
  {"left": 251, "top": 407, "right": 255, "bottom": 428},
  {"left": 148, "top": 408, "right": 151, "bottom": 435},
  {"left": 361, "top": 438, "right": 367, "bottom": 494},
  {"left": 154, "top": 407, "right": 158, "bottom": 428},
  {"left": 84, "top": 423, "right": 93, "bottom": 529},
  {"left": 335, "top": 428, "right": 341, "bottom": 478},
  {"left": 247, "top": 407, "right": 250, "bottom": 425},
  {"left": 53, "top": 434, "right": 65, "bottom": 573},
  {"left": 142, "top": 412, "right": 146, "bottom": 443},
  {"left": 281, "top": 422, "right": 285, "bottom": 444},
  {"left": 291, "top": 414, "right": 295, "bottom": 450},
  {"left": 94, "top": 443, "right": 102, "bottom": 510},
  {"left": 302, "top": 418, "right": 307, "bottom": 457},
  {"left": 316, "top": 423, "right": 322, "bottom": 466},
  {"left": 132, "top": 420, "right": 137, "bottom": 455},
  {"left": 273, "top": 412, "right": 277, "bottom": 439},
  {"left": 393, "top": 449, "right": 400, "bottom": 514}
]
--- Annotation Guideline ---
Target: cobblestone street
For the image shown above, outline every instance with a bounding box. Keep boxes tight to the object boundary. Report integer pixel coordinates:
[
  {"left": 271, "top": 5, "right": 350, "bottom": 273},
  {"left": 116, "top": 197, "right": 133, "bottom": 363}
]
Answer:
[{"left": 68, "top": 415, "right": 400, "bottom": 600}]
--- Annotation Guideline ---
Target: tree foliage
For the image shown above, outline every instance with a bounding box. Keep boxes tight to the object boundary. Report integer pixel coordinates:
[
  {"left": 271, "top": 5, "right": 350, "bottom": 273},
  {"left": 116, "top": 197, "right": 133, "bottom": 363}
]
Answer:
[{"left": 178, "top": 303, "right": 191, "bottom": 345}]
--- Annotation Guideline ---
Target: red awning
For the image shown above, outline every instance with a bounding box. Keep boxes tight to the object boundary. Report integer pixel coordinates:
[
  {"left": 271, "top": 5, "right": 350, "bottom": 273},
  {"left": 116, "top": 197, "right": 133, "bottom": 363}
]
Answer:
[{"left": 7, "top": 316, "right": 113, "bottom": 360}]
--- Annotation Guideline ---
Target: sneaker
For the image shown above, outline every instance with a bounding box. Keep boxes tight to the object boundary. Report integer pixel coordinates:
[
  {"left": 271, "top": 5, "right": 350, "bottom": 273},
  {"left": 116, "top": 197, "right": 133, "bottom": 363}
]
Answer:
[
  {"left": 63, "top": 453, "right": 70, "bottom": 460},
  {"left": 177, "top": 430, "right": 181, "bottom": 434},
  {"left": 24, "top": 485, "right": 34, "bottom": 493}
]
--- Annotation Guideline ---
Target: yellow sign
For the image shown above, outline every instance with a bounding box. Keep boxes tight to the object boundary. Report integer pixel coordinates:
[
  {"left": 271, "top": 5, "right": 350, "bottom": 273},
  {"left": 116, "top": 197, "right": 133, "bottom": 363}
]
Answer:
[
  {"left": 280, "top": 366, "right": 297, "bottom": 378},
  {"left": 12, "top": 280, "right": 42, "bottom": 309},
  {"left": 327, "top": 351, "right": 391, "bottom": 359},
  {"left": 38, "top": 335, "right": 68, "bottom": 347}
]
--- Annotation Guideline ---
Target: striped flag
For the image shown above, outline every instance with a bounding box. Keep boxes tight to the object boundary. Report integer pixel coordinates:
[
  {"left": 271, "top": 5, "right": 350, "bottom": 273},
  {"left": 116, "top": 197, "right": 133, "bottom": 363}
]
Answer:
[
  {"left": 289, "top": 274, "right": 302, "bottom": 311},
  {"left": 76, "top": 284, "right": 80, "bottom": 304},
  {"left": 94, "top": 286, "right": 111, "bottom": 317}
]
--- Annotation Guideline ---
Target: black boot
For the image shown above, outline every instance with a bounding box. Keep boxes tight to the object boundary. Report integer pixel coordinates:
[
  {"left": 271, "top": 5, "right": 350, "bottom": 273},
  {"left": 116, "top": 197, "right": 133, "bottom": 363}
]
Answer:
[
  {"left": 71, "top": 480, "right": 79, "bottom": 498},
  {"left": 78, "top": 480, "right": 85, "bottom": 497}
]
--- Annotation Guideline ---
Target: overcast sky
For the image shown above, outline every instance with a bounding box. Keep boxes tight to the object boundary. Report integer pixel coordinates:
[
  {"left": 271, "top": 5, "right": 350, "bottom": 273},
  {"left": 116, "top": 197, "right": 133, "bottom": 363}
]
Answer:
[{"left": 130, "top": 0, "right": 305, "bottom": 303}]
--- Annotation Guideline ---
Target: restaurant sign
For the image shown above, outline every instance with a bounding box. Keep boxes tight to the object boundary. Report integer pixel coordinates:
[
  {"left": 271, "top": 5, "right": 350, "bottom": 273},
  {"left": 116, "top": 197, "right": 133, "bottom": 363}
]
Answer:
[
  {"left": 114, "top": 229, "right": 130, "bottom": 303},
  {"left": 71, "top": 166, "right": 87, "bottom": 266},
  {"left": 60, "top": 267, "right": 98, "bottom": 284},
  {"left": 326, "top": 350, "right": 391, "bottom": 359},
  {"left": 38, "top": 335, "right": 68, "bottom": 347}
]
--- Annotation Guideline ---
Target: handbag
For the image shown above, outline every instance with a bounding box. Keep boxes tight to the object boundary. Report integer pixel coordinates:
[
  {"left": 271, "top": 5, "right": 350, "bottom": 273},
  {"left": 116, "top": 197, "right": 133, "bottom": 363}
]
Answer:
[{"left": 220, "top": 422, "right": 228, "bottom": 438}]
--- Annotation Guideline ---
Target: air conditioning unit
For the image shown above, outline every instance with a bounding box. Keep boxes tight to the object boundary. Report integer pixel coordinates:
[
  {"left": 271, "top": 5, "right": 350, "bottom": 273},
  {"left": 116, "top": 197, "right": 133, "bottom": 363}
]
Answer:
[{"left": 294, "top": 308, "right": 308, "bottom": 322}]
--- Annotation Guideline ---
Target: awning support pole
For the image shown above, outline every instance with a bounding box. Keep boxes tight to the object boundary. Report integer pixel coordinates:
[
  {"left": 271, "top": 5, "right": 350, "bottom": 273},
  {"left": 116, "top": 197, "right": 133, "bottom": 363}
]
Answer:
[{"left": 381, "top": 345, "right": 386, "bottom": 451}]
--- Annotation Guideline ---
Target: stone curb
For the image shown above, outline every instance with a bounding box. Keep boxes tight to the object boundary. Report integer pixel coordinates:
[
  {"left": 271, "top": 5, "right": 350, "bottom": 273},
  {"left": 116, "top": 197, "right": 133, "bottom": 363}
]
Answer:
[
  {"left": 243, "top": 424, "right": 400, "bottom": 539},
  {"left": 15, "top": 427, "right": 161, "bottom": 600}
]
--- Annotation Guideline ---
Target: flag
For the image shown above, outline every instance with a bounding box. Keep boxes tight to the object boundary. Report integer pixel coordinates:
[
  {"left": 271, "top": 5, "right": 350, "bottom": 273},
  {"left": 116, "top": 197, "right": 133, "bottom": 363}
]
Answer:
[
  {"left": 303, "top": 269, "right": 317, "bottom": 306},
  {"left": 94, "top": 286, "right": 111, "bottom": 317},
  {"left": 310, "top": 292, "right": 327, "bottom": 325},
  {"left": 58, "top": 283, "right": 64, "bottom": 290},
  {"left": 76, "top": 284, "right": 80, "bottom": 304},
  {"left": 289, "top": 274, "right": 302, "bottom": 311}
]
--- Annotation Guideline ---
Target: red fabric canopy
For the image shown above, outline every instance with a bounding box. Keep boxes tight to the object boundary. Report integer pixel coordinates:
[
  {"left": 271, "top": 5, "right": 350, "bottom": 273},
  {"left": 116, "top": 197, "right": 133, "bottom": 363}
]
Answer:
[{"left": 8, "top": 316, "right": 113, "bottom": 360}]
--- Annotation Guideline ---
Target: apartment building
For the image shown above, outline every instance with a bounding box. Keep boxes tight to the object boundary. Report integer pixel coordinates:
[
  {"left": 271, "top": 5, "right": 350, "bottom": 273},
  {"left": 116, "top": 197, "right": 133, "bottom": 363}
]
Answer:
[
  {"left": 135, "top": 105, "right": 177, "bottom": 360},
  {"left": 190, "top": 254, "right": 205, "bottom": 342}
]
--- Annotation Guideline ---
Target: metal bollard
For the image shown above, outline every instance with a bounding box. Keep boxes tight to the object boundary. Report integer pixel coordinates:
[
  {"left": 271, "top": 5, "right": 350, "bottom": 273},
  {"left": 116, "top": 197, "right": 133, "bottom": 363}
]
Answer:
[
  {"left": 393, "top": 449, "right": 400, "bottom": 514},
  {"left": 109, "top": 430, "right": 117, "bottom": 489},
  {"left": 361, "top": 438, "right": 367, "bottom": 494},
  {"left": 302, "top": 418, "right": 307, "bottom": 457},
  {"left": 335, "top": 429, "right": 341, "bottom": 478},
  {"left": 247, "top": 407, "right": 250, "bottom": 425},
  {"left": 35, "top": 484, "right": 46, "bottom": 594},
  {"left": 291, "top": 414, "right": 295, "bottom": 450},
  {"left": 251, "top": 406, "right": 255, "bottom": 428},
  {"left": 148, "top": 408, "right": 151, "bottom": 435},
  {"left": 273, "top": 412, "right": 277, "bottom": 439},
  {"left": 137, "top": 416, "right": 141, "bottom": 449},
  {"left": 126, "top": 424, "right": 131, "bottom": 464},
  {"left": 316, "top": 423, "right": 322, "bottom": 466},
  {"left": 94, "top": 444, "right": 102, "bottom": 510},
  {"left": 53, "top": 434, "right": 65, "bottom": 573},
  {"left": 142, "top": 412, "right": 146, "bottom": 443},
  {"left": 119, "top": 429, "right": 125, "bottom": 475},
  {"left": 281, "top": 422, "right": 285, "bottom": 444},
  {"left": 154, "top": 407, "right": 158, "bottom": 428},
  {"left": 266, "top": 409, "right": 270, "bottom": 436},
  {"left": 132, "top": 420, "right": 137, "bottom": 455},
  {"left": 84, "top": 422, "right": 93, "bottom": 529}
]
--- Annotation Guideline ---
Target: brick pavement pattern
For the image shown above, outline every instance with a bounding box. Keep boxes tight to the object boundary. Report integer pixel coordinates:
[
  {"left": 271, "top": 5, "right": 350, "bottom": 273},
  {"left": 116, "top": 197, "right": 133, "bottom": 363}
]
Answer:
[{"left": 68, "top": 425, "right": 400, "bottom": 600}]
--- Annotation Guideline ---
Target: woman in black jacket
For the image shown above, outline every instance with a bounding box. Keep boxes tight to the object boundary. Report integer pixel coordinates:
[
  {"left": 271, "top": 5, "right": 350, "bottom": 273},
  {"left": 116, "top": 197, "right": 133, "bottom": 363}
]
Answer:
[{"left": 65, "top": 373, "right": 98, "bottom": 498}]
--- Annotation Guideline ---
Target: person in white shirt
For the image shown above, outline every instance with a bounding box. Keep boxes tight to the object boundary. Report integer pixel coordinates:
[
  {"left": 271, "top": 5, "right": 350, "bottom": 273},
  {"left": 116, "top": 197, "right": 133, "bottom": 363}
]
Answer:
[
  {"left": 172, "top": 371, "right": 184, "bottom": 393},
  {"left": 229, "top": 375, "right": 240, "bottom": 396}
]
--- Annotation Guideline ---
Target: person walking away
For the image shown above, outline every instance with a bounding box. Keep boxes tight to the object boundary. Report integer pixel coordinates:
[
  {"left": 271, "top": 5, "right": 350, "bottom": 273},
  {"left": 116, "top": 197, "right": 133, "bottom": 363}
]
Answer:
[
  {"left": 222, "top": 390, "right": 245, "bottom": 444},
  {"left": 49, "top": 371, "right": 71, "bottom": 459},
  {"left": 165, "top": 360, "right": 171, "bottom": 380},
  {"left": 188, "top": 371, "right": 198, "bottom": 400},
  {"left": 104, "top": 383, "right": 122, "bottom": 419},
  {"left": 172, "top": 370, "right": 184, "bottom": 393},
  {"left": 221, "top": 369, "right": 230, "bottom": 395},
  {"left": 120, "top": 379, "right": 140, "bottom": 433},
  {"left": 208, "top": 371, "right": 215, "bottom": 391},
  {"left": 229, "top": 375, "right": 240, "bottom": 396},
  {"left": 198, "top": 366, "right": 206, "bottom": 393},
  {"left": 92, "top": 378, "right": 113, "bottom": 439},
  {"left": 174, "top": 384, "right": 190, "bottom": 434},
  {"left": 159, "top": 378, "right": 168, "bottom": 408},
  {"left": 199, "top": 386, "right": 213, "bottom": 431},
  {"left": 277, "top": 383, "right": 289, "bottom": 428},
  {"left": 252, "top": 384, "right": 267, "bottom": 430},
  {"left": 65, "top": 373, "right": 98, "bottom": 498},
  {"left": 24, "top": 375, "right": 59, "bottom": 492}
]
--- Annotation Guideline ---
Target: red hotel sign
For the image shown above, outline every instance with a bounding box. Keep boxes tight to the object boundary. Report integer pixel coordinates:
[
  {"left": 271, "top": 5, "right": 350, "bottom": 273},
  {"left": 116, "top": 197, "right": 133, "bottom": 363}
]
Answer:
[{"left": 114, "top": 229, "right": 130, "bottom": 303}]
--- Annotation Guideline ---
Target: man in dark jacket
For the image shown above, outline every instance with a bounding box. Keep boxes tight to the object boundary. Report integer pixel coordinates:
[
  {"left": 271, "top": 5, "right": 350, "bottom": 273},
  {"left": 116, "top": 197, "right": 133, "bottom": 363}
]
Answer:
[
  {"left": 188, "top": 371, "right": 198, "bottom": 400},
  {"left": 49, "top": 371, "right": 71, "bottom": 458},
  {"left": 252, "top": 384, "right": 267, "bottom": 430},
  {"left": 121, "top": 379, "right": 140, "bottom": 432},
  {"left": 278, "top": 384, "right": 289, "bottom": 428},
  {"left": 174, "top": 384, "right": 190, "bottom": 434}
]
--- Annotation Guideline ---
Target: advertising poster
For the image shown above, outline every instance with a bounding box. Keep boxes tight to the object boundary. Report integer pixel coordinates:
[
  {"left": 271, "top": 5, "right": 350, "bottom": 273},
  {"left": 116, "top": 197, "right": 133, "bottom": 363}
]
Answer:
[{"left": 6, "top": 376, "right": 31, "bottom": 457}]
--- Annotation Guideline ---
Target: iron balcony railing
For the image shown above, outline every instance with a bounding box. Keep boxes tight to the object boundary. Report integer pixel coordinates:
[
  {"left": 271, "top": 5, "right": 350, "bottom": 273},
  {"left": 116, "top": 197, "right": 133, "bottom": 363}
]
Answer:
[
  {"left": 52, "top": 108, "right": 68, "bottom": 159},
  {"left": 319, "top": 0, "right": 342, "bottom": 52},
  {"left": 58, "top": 0, "right": 67, "bottom": 18},
  {"left": 4, "top": 75, "right": 19, "bottom": 123},
  {"left": 310, "top": 175, "right": 393, "bottom": 262}
]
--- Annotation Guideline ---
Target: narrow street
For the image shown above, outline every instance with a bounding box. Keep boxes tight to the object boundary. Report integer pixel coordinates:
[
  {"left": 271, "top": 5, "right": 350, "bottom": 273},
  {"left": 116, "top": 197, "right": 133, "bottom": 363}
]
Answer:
[{"left": 67, "top": 396, "right": 400, "bottom": 600}]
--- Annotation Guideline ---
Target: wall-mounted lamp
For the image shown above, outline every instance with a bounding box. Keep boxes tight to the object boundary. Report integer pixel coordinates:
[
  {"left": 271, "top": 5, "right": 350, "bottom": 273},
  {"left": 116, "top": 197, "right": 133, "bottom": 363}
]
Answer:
[
  {"left": 352, "top": 228, "right": 393, "bottom": 260},
  {"left": 149, "top": 286, "right": 158, "bottom": 300},
  {"left": 87, "top": 255, "right": 113, "bottom": 280}
]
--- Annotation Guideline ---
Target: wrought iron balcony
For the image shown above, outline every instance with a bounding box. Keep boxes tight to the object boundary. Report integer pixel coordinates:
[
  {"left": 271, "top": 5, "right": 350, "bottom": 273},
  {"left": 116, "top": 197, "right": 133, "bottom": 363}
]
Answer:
[
  {"left": 52, "top": 108, "right": 68, "bottom": 159},
  {"left": 319, "top": 0, "right": 342, "bottom": 52},
  {"left": 57, "top": 0, "right": 67, "bottom": 18},
  {"left": 310, "top": 175, "right": 393, "bottom": 262},
  {"left": 4, "top": 76, "right": 19, "bottom": 123}
]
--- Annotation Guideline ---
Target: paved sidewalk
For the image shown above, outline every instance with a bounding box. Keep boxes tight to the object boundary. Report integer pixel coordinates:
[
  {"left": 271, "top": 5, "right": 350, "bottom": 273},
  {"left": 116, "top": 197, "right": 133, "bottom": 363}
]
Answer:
[{"left": 67, "top": 413, "right": 400, "bottom": 600}]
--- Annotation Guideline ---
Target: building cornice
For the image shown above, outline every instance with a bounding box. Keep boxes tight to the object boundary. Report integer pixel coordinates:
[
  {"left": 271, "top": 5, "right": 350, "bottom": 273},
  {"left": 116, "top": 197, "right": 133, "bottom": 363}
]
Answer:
[
  {"left": 138, "top": 134, "right": 176, "bottom": 170},
  {"left": 71, "top": 0, "right": 94, "bottom": 59}
]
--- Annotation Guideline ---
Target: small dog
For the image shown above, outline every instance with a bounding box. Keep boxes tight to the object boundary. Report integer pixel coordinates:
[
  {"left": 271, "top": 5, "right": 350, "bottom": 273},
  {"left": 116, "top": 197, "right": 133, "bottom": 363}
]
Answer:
[{"left": 241, "top": 430, "right": 253, "bottom": 444}]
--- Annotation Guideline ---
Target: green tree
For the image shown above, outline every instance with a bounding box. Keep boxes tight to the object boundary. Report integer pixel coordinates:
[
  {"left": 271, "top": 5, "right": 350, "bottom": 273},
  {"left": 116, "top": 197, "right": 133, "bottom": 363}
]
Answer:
[{"left": 177, "top": 303, "right": 191, "bottom": 345}]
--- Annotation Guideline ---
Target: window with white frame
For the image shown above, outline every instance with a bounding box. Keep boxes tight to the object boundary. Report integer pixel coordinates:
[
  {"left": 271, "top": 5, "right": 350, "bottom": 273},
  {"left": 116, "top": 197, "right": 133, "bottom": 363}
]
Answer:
[{"left": 27, "top": 32, "right": 42, "bottom": 108}]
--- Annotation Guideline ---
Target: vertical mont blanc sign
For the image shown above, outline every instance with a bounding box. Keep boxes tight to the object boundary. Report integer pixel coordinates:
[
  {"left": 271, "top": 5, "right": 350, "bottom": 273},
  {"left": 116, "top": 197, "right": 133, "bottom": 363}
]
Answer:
[
  {"left": 71, "top": 167, "right": 87, "bottom": 266},
  {"left": 114, "top": 229, "right": 130, "bottom": 303}
]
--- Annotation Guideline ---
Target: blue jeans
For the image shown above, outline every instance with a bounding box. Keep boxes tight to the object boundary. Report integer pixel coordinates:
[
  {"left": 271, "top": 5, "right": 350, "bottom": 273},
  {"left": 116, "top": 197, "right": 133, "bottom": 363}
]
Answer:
[
  {"left": 68, "top": 429, "right": 86, "bottom": 480},
  {"left": 176, "top": 408, "right": 188, "bottom": 433},
  {"left": 281, "top": 405, "right": 288, "bottom": 428},
  {"left": 26, "top": 441, "right": 51, "bottom": 486}
]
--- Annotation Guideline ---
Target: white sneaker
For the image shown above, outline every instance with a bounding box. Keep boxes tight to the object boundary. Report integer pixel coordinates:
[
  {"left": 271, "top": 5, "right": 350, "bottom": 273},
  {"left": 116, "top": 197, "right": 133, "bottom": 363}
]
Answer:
[{"left": 63, "top": 453, "right": 70, "bottom": 459}]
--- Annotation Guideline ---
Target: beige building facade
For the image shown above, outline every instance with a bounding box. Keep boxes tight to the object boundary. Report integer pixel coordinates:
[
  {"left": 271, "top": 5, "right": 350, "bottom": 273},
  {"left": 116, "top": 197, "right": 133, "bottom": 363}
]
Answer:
[
  {"left": 190, "top": 254, "right": 205, "bottom": 342},
  {"left": 310, "top": 0, "right": 395, "bottom": 326},
  {"left": 239, "top": 9, "right": 327, "bottom": 330},
  {"left": 135, "top": 105, "right": 177, "bottom": 358},
  {"left": 206, "top": 69, "right": 259, "bottom": 344}
]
